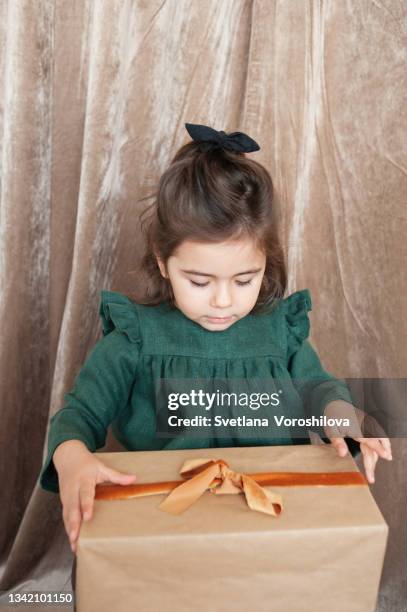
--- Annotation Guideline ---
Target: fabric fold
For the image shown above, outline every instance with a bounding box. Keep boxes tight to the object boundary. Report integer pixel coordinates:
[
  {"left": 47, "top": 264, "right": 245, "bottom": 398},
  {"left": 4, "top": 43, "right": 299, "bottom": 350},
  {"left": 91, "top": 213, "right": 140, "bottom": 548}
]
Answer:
[
  {"left": 99, "top": 290, "right": 141, "bottom": 344},
  {"left": 284, "top": 289, "right": 312, "bottom": 360}
]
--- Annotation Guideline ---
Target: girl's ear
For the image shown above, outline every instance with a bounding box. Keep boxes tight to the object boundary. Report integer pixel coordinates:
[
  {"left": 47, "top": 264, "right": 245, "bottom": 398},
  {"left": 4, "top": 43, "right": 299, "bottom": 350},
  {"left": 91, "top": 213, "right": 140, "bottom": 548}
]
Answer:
[{"left": 155, "top": 253, "right": 168, "bottom": 278}]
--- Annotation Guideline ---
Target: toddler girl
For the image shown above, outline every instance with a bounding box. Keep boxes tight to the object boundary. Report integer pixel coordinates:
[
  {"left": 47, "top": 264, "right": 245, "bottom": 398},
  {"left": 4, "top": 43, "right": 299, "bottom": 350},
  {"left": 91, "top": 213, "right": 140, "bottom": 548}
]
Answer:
[{"left": 39, "top": 122, "right": 392, "bottom": 555}]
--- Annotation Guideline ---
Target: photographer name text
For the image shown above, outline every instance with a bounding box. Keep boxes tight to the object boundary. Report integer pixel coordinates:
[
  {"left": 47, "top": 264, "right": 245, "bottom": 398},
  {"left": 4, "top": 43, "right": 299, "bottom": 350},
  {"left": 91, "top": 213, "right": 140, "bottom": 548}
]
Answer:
[{"left": 167, "top": 415, "right": 350, "bottom": 428}]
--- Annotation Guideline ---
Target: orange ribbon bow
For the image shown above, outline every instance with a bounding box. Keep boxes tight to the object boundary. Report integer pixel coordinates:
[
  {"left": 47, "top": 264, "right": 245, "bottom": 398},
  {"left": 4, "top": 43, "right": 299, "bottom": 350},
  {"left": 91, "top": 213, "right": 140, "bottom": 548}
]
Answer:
[{"left": 158, "top": 458, "right": 283, "bottom": 516}]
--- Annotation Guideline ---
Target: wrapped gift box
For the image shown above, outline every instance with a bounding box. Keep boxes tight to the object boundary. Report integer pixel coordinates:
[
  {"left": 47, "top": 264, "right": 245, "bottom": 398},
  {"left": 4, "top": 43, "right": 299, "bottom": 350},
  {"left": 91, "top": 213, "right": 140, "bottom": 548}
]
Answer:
[{"left": 76, "top": 445, "right": 387, "bottom": 612}]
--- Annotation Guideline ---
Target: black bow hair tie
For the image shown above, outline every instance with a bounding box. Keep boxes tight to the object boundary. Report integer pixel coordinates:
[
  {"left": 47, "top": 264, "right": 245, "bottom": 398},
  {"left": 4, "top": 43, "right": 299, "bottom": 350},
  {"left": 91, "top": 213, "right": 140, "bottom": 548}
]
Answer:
[{"left": 185, "top": 122, "right": 260, "bottom": 154}]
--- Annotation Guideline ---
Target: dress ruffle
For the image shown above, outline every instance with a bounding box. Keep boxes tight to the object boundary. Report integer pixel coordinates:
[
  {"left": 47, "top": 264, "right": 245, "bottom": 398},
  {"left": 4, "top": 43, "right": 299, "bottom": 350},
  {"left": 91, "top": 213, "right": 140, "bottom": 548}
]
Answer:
[
  {"left": 284, "top": 289, "right": 312, "bottom": 358},
  {"left": 99, "top": 288, "right": 313, "bottom": 358},
  {"left": 99, "top": 290, "right": 141, "bottom": 344}
]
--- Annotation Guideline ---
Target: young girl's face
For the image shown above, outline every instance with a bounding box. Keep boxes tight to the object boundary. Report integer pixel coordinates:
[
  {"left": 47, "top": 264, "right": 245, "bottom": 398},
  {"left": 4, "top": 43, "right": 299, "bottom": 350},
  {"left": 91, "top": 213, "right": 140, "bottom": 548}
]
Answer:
[{"left": 157, "top": 236, "right": 266, "bottom": 331}]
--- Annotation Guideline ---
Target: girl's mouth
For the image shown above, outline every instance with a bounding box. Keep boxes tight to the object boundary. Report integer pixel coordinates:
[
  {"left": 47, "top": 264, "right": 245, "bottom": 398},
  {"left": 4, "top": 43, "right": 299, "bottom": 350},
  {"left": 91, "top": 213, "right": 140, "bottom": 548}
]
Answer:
[{"left": 206, "top": 316, "right": 234, "bottom": 324}]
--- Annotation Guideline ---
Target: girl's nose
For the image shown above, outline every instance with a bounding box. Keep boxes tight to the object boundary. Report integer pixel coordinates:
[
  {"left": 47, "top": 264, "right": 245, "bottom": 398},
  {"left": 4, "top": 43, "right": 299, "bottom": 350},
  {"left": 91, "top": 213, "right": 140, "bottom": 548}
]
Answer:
[{"left": 210, "top": 284, "right": 233, "bottom": 309}]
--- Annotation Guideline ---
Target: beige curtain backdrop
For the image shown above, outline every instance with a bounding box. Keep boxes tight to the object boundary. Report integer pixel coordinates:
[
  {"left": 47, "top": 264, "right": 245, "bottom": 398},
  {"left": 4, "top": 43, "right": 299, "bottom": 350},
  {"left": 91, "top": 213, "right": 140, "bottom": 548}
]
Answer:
[{"left": 0, "top": 1, "right": 406, "bottom": 609}]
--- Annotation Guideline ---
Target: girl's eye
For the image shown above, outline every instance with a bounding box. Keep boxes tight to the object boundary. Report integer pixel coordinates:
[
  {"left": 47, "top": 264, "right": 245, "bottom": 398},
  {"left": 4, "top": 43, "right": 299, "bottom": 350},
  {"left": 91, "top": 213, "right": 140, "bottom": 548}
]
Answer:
[
  {"left": 190, "top": 280, "right": 209, "bottom": 287},
  {"left": 189, "top": 279, "right": 253, "bottom": 287}
]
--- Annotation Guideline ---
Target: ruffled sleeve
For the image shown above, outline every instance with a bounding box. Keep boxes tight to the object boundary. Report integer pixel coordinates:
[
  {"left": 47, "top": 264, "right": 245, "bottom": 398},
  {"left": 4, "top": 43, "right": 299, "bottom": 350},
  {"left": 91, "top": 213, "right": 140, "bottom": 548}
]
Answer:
[
  {"left": 284, "top": 289, "right": 312, "bottom": 361},
  {"left": 99, "top": 290, "right": 141, "bottom": 345},
  {"left": 283, "top": 288, "right": 355, "bottom": 430},
  {"left": 38, "top": 291, "right": 141, "bottom": 494}
]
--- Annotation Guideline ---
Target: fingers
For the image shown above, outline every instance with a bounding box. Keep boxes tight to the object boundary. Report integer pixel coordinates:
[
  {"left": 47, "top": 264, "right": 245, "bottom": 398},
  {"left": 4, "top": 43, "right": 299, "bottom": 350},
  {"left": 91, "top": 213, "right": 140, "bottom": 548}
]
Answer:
[
  {"left": 64, "top": 484, "right": 97, "bottom": 553},
  {"left": 62, "top": 490, "right": 82, "bottom": 554},
  {"left": 100, "top": 467, "right": 137, "bottom": 485},
  {"left": 62, "top": 481, "right": 97, "bottom": 554},
  {"left": 378, "top": 437, "right": 392, "bottom": 458},
  {"left": 80, "top": 481, "right": 96, "bottom": 522},
  {"left": 61, "top": 467, "right": 137, "bottom": 554},
  {"left": 328, "top": 434, "right": 392, "bottom": 486},
  {"left": 361, "top": 447, "right": 379, "bottom": 484},
  {"left": 328, "top": 437, "right": 349, "bottom": 457},
  {"left": 68, "top": 509, "right": 81, "bottom": 553},
  {"left": 353, "top": 437, "right": 392, "bottom": 460}
]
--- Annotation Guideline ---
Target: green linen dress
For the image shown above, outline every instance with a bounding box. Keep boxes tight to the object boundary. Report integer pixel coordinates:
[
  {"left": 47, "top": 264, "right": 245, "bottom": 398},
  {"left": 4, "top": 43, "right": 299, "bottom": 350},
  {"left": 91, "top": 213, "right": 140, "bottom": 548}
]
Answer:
[{"left": 39, "top": 288, "right": 354, "bottom": 494}]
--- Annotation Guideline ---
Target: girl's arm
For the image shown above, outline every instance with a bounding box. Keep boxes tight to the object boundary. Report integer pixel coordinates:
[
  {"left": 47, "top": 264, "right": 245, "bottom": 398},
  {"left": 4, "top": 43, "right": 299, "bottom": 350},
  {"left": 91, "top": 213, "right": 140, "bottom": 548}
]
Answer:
[
  {"left": 39, "top": 329, "right": 140, "bottom": 494},
  {"left": 288, "top": 340, "right": 392, "bottom": 481},
  {"left": 283, "top": 290, "right": 392, "bottom": 481},
  {"left": 288, "top": 338, "right": 354, "bottom": 424}
]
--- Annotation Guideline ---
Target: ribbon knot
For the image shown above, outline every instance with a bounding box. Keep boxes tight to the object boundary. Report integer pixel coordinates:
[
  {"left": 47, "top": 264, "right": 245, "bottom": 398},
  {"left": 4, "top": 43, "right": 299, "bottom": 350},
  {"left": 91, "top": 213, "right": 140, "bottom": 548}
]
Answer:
[
  {"left": 185, "top": 123, "right": 260, "bottom": 154},
  {"left": 159, "top": 458, "right": 283, "bottom": 517}
]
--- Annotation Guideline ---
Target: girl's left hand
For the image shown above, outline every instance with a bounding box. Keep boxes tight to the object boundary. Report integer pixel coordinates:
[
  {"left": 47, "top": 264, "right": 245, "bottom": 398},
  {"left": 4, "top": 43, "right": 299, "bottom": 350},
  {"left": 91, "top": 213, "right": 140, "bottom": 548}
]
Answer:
[
  {"left": 328, "top": 435, "right": 392, "bottom": 483},
  {"left": 323, "top": 400, "right": 392, "bottom": 484}
]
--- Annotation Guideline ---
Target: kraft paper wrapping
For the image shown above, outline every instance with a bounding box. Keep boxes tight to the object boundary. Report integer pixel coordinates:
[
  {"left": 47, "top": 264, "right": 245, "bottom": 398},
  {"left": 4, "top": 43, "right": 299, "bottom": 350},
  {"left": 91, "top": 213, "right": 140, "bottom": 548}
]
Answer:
[{"left": 76, "top": 445, "right": 388, "bottom": 612}]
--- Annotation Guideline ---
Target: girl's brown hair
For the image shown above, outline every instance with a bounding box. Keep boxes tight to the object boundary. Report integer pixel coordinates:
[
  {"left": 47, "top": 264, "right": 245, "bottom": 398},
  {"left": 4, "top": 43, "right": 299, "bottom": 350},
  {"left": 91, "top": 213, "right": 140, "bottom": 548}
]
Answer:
[{"left": 137, "top": 141, "right": 287, "bottom": 313}]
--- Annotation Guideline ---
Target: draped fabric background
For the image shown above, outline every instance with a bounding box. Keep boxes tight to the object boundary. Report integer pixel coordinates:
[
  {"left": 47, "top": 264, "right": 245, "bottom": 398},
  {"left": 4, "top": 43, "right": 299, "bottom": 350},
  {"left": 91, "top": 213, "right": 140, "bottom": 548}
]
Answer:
[{"left": 0, "top": 1, "right": 406, "bottom": 609}]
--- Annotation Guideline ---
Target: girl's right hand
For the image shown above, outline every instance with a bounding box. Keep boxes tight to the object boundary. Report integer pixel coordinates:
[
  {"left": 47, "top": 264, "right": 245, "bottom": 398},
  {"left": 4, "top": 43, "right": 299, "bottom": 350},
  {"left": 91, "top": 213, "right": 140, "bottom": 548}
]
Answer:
[{"left": 53, "top": 440, "right": 137, "bottom": 553}]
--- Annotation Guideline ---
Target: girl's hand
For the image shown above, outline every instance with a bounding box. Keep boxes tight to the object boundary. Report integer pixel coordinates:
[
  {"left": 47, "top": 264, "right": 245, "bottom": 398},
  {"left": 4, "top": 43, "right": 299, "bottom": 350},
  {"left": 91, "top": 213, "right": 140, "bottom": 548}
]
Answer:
[
  {"left": 322, "top": 401, "right": 392, "bottom": 484},
  {"left": 328, "top": 436, "right": 392, "bottom": 483},
  {"left": 53, "top": 440, "right": 137, "bottom": 553}
]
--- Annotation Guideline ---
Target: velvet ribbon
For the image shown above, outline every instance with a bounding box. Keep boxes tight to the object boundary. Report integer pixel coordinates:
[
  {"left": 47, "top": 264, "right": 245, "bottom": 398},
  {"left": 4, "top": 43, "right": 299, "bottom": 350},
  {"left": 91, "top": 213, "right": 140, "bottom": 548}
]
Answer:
[{"left": 95, "top": 458, "right": 367, "bottom": 517}]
